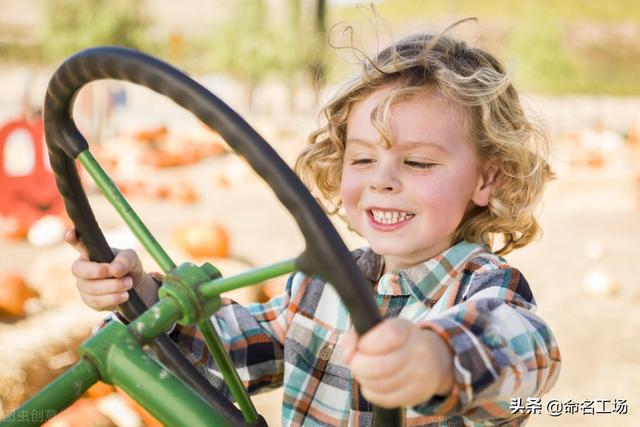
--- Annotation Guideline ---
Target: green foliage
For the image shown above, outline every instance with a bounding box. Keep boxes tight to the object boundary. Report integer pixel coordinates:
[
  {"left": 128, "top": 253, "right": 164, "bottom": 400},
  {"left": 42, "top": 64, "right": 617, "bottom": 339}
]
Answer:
[
  {"left": 206, "top": 0, "right": 323, "bottom": 82},
  {"left": 368, "top": 0, "right": 640, "bottom": 24},
  {"left": 42, "top": 0, "right": 150, "bottom": 60},
  {"left": 4, "top": 0, "right": 635, "bottom": 96},
  {"left": 329, "top": 0, "right": 640, "bottom": 95},
  {"left": 202, "top": 0, "right": 326, "bottom": 107},
  {"left": 508, "top": 6, "right": 582, "bottom": 93}
]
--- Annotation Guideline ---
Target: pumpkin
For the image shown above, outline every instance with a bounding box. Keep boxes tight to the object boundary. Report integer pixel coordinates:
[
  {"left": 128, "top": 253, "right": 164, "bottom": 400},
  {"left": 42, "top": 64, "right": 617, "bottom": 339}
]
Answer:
[
  {"left": 151, "top": 184, "right": 171, "bottom": 200},
  {"left": 119, "top": 180, "right": 147, "bottom": 198},
  {"left": 172, "top": 182, "right": 198, "bottom": 204},
  {"left": 0, "top": 215, "right": 30, "bottom": 240},
  {"left": 627, "top": 115, "right": 640, "bottom": 145},
  {"left": 0, "top": 272, "right": 37, "bottom": 316},
  {"left": 216, "top": 175, "right": 231, "bottom": 189},
  {"left": 85, "top": 381, "right": 116, "bottom": 400},
  {"left": 143, "top": 150, "right": 183, "bottom": 168},
  {"left": 260, "top": 278, "right": 287, "bottom": 302},
  {"left": 43, "top": 398, "right": 114, "bottom": 427},
  {"left": 585, "top": 152, "right": 604, "bottom": 168},
  {"left": 201, "top": 141, "right": 226, "bottom": 157},
  {"left": 133, "top": 126, "right": 167, "bottom": 144},
  {"left": 173, "top": 222, "right": 229, "bottom": 259},
  {"left": 27, "top": 215, "right": 66, "bottom": 247}
]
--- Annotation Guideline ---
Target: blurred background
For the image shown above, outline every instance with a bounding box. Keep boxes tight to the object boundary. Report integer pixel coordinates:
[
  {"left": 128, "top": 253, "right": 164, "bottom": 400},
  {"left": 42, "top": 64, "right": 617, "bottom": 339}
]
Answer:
[{"left": 0, "top": 0, "right": 638, "bottom": 426}]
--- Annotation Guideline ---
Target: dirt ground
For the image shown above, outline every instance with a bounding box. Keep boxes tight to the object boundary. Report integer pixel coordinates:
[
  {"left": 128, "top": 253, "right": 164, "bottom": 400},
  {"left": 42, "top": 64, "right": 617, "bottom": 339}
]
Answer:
[{"left": 1, "top": 113, "right": 639, "bottom": 426}]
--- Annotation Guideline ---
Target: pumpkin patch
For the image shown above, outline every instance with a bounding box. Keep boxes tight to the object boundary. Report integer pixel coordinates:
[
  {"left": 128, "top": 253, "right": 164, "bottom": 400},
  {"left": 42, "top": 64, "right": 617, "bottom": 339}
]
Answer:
[
  {"left": 0, "top": 272, "right": 38, "bottom": 317},
  {"left": 173, "top": 222, "right": 229, "bottom": 259}
]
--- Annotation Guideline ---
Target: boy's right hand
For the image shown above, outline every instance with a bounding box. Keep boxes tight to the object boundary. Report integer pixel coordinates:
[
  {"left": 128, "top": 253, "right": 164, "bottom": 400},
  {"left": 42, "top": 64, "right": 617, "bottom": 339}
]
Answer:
[{"left": 65, "top": 229, "right": 148, "bottom": 311}]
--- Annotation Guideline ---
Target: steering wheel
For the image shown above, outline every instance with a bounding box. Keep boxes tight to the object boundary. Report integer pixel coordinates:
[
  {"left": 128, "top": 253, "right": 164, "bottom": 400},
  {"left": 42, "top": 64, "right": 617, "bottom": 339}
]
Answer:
[{"left": 43, "top": 47, "right": 404, "bottom": 426}]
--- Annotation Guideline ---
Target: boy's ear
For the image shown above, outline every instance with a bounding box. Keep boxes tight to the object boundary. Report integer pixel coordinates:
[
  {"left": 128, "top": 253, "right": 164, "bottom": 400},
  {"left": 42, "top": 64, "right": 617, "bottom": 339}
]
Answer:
[{"left": 472, "top": 160, "right": 499, "bottom": 207}]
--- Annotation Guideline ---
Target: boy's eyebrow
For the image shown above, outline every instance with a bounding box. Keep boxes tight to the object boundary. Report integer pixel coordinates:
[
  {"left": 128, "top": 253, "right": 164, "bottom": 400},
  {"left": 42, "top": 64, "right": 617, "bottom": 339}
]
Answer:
[{"left": 346, "top": 138, "right": 450, "bottom": 154}]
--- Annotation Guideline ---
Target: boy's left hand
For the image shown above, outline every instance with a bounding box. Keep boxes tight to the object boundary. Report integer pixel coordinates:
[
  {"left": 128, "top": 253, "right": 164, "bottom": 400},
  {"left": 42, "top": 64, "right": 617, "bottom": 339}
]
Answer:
[{"left": 343, "top": 318, "right": 454, "bottom": 408}]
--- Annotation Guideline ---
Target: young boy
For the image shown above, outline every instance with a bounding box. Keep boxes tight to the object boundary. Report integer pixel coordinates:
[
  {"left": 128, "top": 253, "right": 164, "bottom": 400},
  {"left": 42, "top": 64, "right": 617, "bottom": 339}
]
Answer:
[{"left": 67, "top": 27, "right": 560, "bottom": 426}]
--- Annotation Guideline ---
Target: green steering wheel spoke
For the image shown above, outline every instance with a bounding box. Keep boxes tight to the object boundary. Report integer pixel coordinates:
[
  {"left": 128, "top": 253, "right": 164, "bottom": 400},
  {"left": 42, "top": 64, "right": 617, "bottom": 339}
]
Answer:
[
  {"left": 0, "top": 359, "right": 100, "bottom": 426},
  {"left": 199, "top": 258, "right": 297, "bottom": 298},
  {"left": 128, "top": 296, "right": 183, "bottom": 344},
  {"left": 197, "top": 318, "right": 259, "bottom": 423},
  {"left": 78, "top": 150, "right": 177, "bottom": 273}
]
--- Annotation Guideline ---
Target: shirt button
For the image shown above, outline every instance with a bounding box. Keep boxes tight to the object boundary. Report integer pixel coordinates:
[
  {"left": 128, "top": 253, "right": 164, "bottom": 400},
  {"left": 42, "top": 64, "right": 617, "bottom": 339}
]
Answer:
[{"left": 319, "top": 344, "right": 334, "bottom": 361}]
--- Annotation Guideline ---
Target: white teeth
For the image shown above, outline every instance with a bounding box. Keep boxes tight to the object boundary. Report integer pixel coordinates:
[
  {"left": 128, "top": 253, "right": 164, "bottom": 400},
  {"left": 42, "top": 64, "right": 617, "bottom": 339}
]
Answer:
[{"left": 371, "top": 209, "right": 414, "bottom": 225}]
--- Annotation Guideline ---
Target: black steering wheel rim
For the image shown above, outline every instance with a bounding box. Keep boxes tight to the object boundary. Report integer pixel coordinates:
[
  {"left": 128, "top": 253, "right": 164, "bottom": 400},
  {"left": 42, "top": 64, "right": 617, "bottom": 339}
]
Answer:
[{"left": 43, "top": 46, "right": 402, "bottom": 426}]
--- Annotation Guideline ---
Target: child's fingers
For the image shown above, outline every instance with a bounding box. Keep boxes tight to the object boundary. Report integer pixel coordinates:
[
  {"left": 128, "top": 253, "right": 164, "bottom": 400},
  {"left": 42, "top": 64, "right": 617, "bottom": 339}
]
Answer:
[
  {"left": 109, "top": 249, "right": 139, "bottom": 278},
  {"left": 64, "top": 228, "right": 89, "bottom": 260},
  {"left": 76, "top": 277, "right": 133, "bottom": 297},
  {"left": 356, "top": 319, "right": 411, "bottom": 355},
  {"left": 342, "top": 330, "right": 358, "bottom": 364},
  {"left": 357, "top": 366, "right": 413, "bottom": 394},
  {"left": 71, "top": 258, "right": 114, "bottom": 280},
  {"left": 81, "top": 291, "right": 130, "bottom": 311},
  {"left": 349, "top": 346, "right": 411, "bottom": 381}
]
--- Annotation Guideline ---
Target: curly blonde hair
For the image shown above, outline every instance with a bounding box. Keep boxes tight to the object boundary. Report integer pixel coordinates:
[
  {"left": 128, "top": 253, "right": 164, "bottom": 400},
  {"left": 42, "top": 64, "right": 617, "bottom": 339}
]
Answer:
[{"left": 295, "top": 21, "right": 554, "bottom": 255}]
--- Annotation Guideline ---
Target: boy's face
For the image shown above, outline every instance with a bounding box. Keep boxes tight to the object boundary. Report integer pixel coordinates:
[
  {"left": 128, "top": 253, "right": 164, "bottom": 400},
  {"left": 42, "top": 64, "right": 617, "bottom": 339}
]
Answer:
[{"left": 340, "top": 87, "right": 494, "bottom": 273}]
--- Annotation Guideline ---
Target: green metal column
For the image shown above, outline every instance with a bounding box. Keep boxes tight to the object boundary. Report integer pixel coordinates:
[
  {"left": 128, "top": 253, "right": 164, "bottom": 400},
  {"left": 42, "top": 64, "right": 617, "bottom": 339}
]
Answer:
[
  {"left": 104, "top": 334, "right": 232, "bottom": 427},
  {"left": 197, "top": 318, "right": 259, "bottom": 423},
  {"left": 81, "top": 321, "right": 232, "bottom": 427},
  {"left": 128, "top": 296, "right": 182, "bottom": 344},
  {"left": 200, "top": 258, "right": 296, "bottom": 297},
  {"left": 0, "top": 359, "right": 99, "bottom": 426},
  {"left": 77, "top": 150, "right": 176, "bottom": 273}
]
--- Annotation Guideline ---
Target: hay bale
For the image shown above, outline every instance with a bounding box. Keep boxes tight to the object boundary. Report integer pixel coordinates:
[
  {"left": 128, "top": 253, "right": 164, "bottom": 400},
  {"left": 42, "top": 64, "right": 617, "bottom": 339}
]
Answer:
[
  {"left": 26, "top": 245, "right": 83, "bottom": 309},
  {"left": 0, "top": 304, "right": 103, "bottom": 415}
]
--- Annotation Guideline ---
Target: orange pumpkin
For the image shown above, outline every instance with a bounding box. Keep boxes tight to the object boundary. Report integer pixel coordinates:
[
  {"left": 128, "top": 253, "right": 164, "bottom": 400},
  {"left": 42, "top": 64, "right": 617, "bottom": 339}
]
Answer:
[
  {"left": 133, "top": 126, "right": 168, "bottom": 144},
  {"left": 143, "top": 150, "right": 183, "bottom": 168},
  {"left": 43, "top": 398, "right": 113, "bottom": 427},
  {"left": 201, "top": 141, "right": 226, "bottom": 157},
  {"left": 586, "top": 152, "right": 604, "bottom": 168},
  {"left": 0, "top": 272, "right": 37, "bottom": 316},
  {"left": 172, "top": 182, "right": 199, "bottom": 204},
  {"left": 0, "top": 215, "right": 30, "bottom": 240},
  {"left": 151, "top": 184, "right": 171, "bottom": 200},
  {"left": 173, "top": 222, "right": 229, "bottom": 259},
  {"left": 216, "top": 175, "right": 231, "bottom": 189},
  {"left": 85, "top": 381, "right": 116, "bottom": 400},
  {"left": 260, "top": 278, "right": 287, "bottom": 302}
]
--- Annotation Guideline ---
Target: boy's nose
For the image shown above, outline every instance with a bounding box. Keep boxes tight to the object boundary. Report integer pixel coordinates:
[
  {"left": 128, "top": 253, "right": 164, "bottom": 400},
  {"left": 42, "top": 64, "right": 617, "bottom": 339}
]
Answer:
[
  {"left": 369, "top": 182, "right": 396, "bottom": 192},
  {"left": 369, "top": 168, "right": 400, "bottom": 193}
]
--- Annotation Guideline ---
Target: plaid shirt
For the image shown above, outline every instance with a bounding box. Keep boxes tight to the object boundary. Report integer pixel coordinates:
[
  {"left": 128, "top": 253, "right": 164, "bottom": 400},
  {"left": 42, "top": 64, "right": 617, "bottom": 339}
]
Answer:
[{"left": 170, "top": 240, "right": 561, "bottom": 426}]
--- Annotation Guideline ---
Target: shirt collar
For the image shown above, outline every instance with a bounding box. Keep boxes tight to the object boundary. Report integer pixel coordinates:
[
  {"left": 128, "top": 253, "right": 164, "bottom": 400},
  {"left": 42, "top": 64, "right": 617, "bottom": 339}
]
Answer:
[{"left": 356, "top": 241, "right": 488, "bottom": 299}]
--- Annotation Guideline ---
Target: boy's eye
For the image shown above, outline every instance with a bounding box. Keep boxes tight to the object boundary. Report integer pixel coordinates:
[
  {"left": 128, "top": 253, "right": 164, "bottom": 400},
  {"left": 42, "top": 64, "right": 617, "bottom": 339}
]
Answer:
[
  {"left": 405, "top": 160, "right": 436, "bottom": 169},
  {"left": 350, "top": 158, "right": 374, "bottom": 165}
]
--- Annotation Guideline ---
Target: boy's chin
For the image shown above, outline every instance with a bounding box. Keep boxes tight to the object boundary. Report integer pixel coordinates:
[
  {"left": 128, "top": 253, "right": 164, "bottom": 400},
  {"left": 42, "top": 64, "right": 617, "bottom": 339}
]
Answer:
[{"left": 368, "top": 241, "right": 413, "bottom": 257}]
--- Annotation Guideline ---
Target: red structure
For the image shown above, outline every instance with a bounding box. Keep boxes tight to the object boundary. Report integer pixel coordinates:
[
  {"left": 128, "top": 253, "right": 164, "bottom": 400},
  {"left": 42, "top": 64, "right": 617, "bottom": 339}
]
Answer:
[{"left": 0, "top": 116, "right": 64, "bottom": 238}]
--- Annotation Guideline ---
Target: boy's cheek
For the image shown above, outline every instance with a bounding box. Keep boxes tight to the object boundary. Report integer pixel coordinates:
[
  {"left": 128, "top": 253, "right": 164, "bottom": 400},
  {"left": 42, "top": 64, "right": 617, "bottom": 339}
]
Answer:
[{"left": 339, "top": 172, "right": 359, "bottom": 203}]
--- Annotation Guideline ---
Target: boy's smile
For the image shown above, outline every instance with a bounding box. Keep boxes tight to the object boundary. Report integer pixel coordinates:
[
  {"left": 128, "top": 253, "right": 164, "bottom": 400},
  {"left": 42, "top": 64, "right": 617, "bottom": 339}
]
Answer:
[
  {"left": 367, "top": 207, "right": 415, "bottom": 229},
  {"left": 340, "top": 87, "right": 496, "bottom": 273}
]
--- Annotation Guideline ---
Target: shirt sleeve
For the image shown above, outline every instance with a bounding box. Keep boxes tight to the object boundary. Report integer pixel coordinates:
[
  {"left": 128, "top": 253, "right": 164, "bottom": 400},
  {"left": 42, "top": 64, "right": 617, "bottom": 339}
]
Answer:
[
  {"left": 169, "top": 272, "right": 302, "bottom": 398},
  {"left": 413, "top": 264, "right": 561, "bottom": 424}
]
